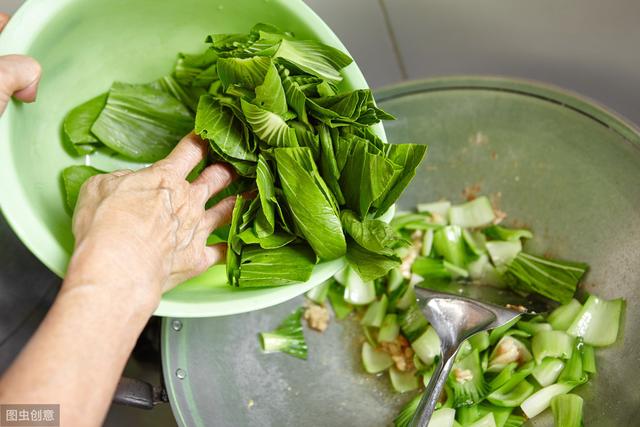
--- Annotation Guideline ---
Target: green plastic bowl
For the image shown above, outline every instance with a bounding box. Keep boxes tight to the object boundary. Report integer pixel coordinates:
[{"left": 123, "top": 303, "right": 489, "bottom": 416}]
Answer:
[{"left": 0, "top": 0, "right": 385, "bottom": 317}]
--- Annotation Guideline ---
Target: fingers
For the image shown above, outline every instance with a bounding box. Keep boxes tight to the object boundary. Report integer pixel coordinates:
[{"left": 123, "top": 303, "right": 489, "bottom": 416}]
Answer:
[
  {"left": 191, "top": 162, "right": 235, "bottom": 204},
  {"left": 204, "top": 243, "right": 227, "bottom": 267},
  {"left": 110, "top": 169, "right": 133, "bottom": 177},
  {"left": 204, "top": 195, "right": 236, "bottom": 232},
  {"left": 0, "top": 54, "right": 42, "bottom": 114},
  {"left": 155, "top": 133, "right": 208, "bottom": 179},
  {"left": 0, "top": 13, "right": 10, "bottom": 32}
]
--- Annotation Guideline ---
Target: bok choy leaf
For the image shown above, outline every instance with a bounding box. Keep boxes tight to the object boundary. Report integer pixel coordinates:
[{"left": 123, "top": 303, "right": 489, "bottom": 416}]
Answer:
[
  {"left": 91, "top": 82, "right": 193, "bottom": 162},
  {"left": 259, "top": 307, "right": 307, "bottom": 359}
]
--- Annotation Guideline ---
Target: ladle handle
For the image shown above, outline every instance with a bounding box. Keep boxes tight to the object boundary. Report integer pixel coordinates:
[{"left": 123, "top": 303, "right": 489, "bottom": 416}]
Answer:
[{"left": 409, "top": 346, "right": 458, "bottom": 427}]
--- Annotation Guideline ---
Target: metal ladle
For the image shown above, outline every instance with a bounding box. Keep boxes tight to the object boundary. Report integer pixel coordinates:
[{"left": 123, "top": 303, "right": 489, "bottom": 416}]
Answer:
[{"left": 409, "top": 287, "right": 523, "bottom": 427}]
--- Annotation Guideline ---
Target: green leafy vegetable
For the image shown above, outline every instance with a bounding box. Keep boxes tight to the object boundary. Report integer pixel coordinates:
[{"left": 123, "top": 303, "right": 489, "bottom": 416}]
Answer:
[
  {"left": 506, "top": 252, "right": 588, "bottom": 304},
  {"left": 274, "top": 147, "right": 346, "bottom": 260},
  {"left": 327, "top": 280, "right": 353, "bottom": 319},
  {"left": 63, "top": 93, "right": 107, "bottom": 154},
  {"left": 341, "top": 210, "right": 407, "bottom": 256},
  {"left": 486, "top": 379, "right": 534, "bottom": 408},
  {"left": 433, "top": 226, "right": 467, "bottom": 267},
  {"left": 61, "top": 165, "right": 104, "bottom": 209},
  {"left": 217, "top": 56, "right": 270, "bottom": 89},
  {"left": 62, "top": 23, "right": 424, "bottom": 288},
  {"left": 195, "top": 95, "right": 257, "bottom": 164},
  {"left": 237, "top": 244, "right": 316, "bottom": 287},
  {"left": 91, "top": 82, "right": 193, "bottom": 162},
  {"left": 483, "top": 225, "right": 532, "bottom": 242},
  {"left": 259, "top": 307, "right": 307, "bottom": 359},
  {"left": 274, "top": 39, "right": 353, "bottom": 82},
  {"left": 412, "top": 257, "right": 452, "bottom": 280},
  {"left": 345, "top": 240, "right": 401, "bottom": 282},
  {"left": 486, "top": 241, "right": 522, "bottom": 267}
]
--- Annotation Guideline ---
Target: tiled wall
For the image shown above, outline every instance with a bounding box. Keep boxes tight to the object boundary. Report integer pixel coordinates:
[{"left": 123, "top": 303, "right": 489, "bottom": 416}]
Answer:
[{"left": 2, "top": 0, "right": 639, "bottom": 122}]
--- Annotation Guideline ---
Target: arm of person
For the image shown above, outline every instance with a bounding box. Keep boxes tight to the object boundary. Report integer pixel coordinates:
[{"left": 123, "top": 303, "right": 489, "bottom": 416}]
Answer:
[
  {"left": 0, "top": 128, "right": 235, "bottom": 424},
  {"left": 0, "top": 14, "right": 235, "bottom": 425}
]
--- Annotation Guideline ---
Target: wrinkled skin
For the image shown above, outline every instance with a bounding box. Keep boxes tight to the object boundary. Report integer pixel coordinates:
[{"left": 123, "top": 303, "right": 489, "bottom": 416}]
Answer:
[
  {"left": 67, "top": 133, "right": 236, "bottom": 309},
  {"left": 0, "top": 14, "right": 41, "bottom": 114},
  {"left": 0, "top": 13, "right": 239, "bottom": 426}
]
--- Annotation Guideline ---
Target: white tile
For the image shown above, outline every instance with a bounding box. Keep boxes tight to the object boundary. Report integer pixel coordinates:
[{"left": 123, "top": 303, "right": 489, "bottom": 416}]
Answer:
[
  {"left": 383, "top": 0, "right": 640, "bottom": 124},
  {"left": 305, "top": 0, "right": 404, "bottom": 88}
]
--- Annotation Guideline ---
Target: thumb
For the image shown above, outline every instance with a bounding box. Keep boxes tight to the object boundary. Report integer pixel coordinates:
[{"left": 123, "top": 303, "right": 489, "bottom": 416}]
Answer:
[{"left": 0, "top": 54, "right": 42, "bottom": 115}]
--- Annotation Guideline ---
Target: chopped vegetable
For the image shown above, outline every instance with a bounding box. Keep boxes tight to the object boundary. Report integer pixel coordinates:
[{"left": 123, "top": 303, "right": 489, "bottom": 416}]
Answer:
[
  {"left": 483, "top": 225, "right": 532, "bottom": 242},
  {"left": 448, "top": 196, "right": 495, "bottom": 228},
  {"left": 531, "top": 358, "right": 565, "bottom": 387},
  {"left": 390, "top": 367, "right": 420, "bottom": 393},
  {"left": 362, "top": 342, "right": 393, "bottom": 374},
  {"left": 467, "top": 413, "right": 497, "bottom": 427},
  {"left": 412, "top": 327, "right": 441, "bottom": 366},
  {"left": 551, "top": 394, "right": 584, "bottom": 427},
  {"left": 305, "top": 280, "right": 331, "bottom": 304},
  {"left": 506, "top": 253, "right": 588, "bottom": 304},
  {"left": 447, "top": 349, "right": 488, "bottom": 407},
  {"left": 485, "top": 241, "right": 522, "bottom": 267},
  {"left": 548, "top": 299, "right": 582, "bottom": 331},
  {"left": 259, "top": 308, "right": 307, "bottom": 359},
  {"left": 488, "top": 336, "right": 532, "bottom": 372},
  {"left": 433, "top": 226, "right": 467, "bottom": 267},
  {"left": 263, "top": 194, "right": 622, "bottom": 426},
  {"left": 361, "top": 295, "right": 389, "bottom": 327},
  {"left": 567, "top": 294, "right": 624, "bottom": 346},
  {"left": 394, "top": 392, "right": 422, "bottom": 427},
  {"left": 580, "top": 345, "right": 596, "bottom": 374},
  {"left": 379, "top": 314, "right": 400, "bottom": 343},
  {"left": 520, "top": 383, "right": 574, "bottom": 418},
  {"left": 342, "top": 267, "right": 376, "bottom": 305},
  {"left": 531, "top": 330, "right": 574, "bottom": 364},
  {"left": 417, "top": 200, "right": 451, "bottom": 217},
  {"left": 486, "top": 379, "right": 534, "bottom": 407},
  {"left": 400, "top": 304, "right": 430, "bottom": 343},
  {"left": 327, "top": 280, "right": 353, "bottom": 319}
]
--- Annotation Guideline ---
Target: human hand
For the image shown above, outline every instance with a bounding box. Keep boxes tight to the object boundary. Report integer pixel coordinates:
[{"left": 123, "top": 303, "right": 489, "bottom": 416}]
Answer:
[
  {"left": 0, "top": 13, "right": 41, "bottom": 115},
  {"left": 65, "top": 133, "right": 236, "bottom": 312}
]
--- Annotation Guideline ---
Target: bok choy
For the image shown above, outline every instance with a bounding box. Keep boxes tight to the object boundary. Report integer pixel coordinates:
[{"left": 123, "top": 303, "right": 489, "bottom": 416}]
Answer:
[
  {"left": 61, "top": 23, "right": 427, "bottom": 288},
  {"left": 280, "top": 195, "right": 623, "bottom": 427}
]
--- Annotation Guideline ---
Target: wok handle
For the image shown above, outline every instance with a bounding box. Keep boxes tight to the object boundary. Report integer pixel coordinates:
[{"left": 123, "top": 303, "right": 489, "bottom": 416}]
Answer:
[{"left": 113, "top": 377, "right": 168, "bottom": 410}]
